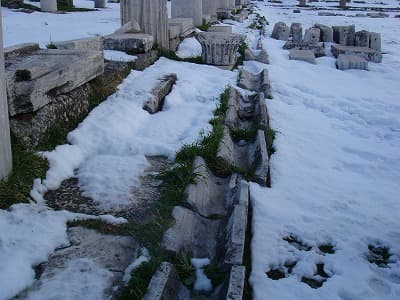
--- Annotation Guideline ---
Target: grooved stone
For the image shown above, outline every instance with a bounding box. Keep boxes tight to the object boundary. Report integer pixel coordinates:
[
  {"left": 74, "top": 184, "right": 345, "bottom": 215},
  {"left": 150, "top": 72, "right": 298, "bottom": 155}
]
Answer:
[
  {"left": 244, "top": 47, "right": 269, "bottom": 64},
  {"left": 226, "top": 265, "right": 246, "bottom": 300},
  {"left": 143, "top": 262, "right": 190, "bottom": 300},
  {"left": 225, "top": 180, "right": 249, "bottom": 265},
  {"left": 185, "top": 156, "right": 227, "bottom": 217},
  {"left": 217, "top": 126, "right": 235, "bottom": 165},
  {"left": 238, "top": 68, "right": 272, "bottom": 98},
  {"left": 252, "top": 130, "right": 269, "bottom": 186},
  {"left": 162, "top": 206, "right": 221, "bottom": 258},
  {"left": 143, "top": 74, "right": 177, "bottom": 114},
  {"left": 331, "top": 44, "right": 382, "bottom": 63}
]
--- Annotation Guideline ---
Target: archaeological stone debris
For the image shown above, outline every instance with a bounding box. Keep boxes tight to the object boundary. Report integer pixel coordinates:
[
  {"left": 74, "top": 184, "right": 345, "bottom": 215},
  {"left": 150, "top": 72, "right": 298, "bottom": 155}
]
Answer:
[
  {"left": 272, "top": 21, "right": 383, "bottom": 69},
  {"left": 0, "top": 2, "right": 271, "bottom": 299},
  {"left": 0, "top": 8, "right": 12, "bottom": 180},
  {"left": 197, "top": 26, "right": 244, "bottom": 69}
]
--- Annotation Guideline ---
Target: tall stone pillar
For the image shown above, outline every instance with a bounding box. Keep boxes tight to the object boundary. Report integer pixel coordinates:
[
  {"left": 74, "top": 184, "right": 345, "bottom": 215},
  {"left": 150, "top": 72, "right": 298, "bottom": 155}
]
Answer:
[
  {"left": 120, "top": 0, "right": 168, "bottom": 49},
  {"left": 0, "top": 8, "right": 12, "bottom": 180},
  {"left": 202, "top": 0, "right": 217, "bottom": 22},
  {"left": 40, "top": 0, "right": 57, "bottom": 12},
  {"left": 340, "top": 0, "right": 346, "bottom": 9},
  {"left": 172, "top": 0, "right": 203, "bottom": 26}
]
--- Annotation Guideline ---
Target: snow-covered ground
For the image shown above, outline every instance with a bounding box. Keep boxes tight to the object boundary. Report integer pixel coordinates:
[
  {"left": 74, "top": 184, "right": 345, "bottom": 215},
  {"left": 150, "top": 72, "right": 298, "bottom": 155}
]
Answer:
[
  {"left": 249, "top": 1, "right": 400, "bottom": 299},
  {"left": 1, "top": 0, "right": 399, "bottom": 299}
]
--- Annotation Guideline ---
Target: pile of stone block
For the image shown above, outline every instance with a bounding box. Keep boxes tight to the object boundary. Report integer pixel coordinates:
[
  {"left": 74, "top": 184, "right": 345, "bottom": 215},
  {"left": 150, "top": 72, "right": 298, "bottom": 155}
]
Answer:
[{"left": 271, "top": 21, "right": 382, "bottom": 69}]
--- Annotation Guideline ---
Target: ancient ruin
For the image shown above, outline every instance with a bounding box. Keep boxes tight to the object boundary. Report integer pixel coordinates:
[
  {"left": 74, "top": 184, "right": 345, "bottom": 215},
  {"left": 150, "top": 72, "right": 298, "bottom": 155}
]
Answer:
[{"left": 0, "top": 9, "right": 12, "bottom": 180}]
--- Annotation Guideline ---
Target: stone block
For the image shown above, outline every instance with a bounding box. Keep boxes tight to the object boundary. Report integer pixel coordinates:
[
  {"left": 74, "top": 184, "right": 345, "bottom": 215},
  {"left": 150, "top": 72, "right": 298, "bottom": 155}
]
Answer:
[
  {"left": 304, "top": 27, "right": 320, "bottom": 44},
  {"left": 367, "top": 12, "right": 389, "bottom": 18},
  {"left": 271, "top": 22, "right": 289, "bottom": 41},
  {"left": 114, "top": 20, "right": 141, "bottom": 34},
  {"left": 355, "top": 30, "right": 370, "bottom": 48},
  {"left": 4, "top": 43, "right": 40, "bottom": 60},
  {"left": 244, "top": 47, "right": 269, "bottom": 64},
  {"left": 5, "top": 48, "right": 104, "bottom": 116},
  {"left": 290, "top": 23, "right": 303, "bottom": 42},
  {"left": 143, "top": 74, "right": 177, "bottom": 114},
  {"left": 238, "top": 68, "right": 272, "bottom": 98},
  {"left": 197, "top": 32, "right": 244, "bottom": 67},
  {"left": 252, "top": 130, "right": 269, "bottom": 186},
  {"left": 283, "top": 41, "right": 325, "bottom": 58},
  {"left": 103, "top": 33, "right": 153, "bottom": 53},
  {"left": 208, "top": 25, "right": 233, "bottom": 33},
  {"left": 185, "top": 156, "right": 227, "bottom": 217},
  {"left": 289, "top": 49, "right": 316, "bottom": 64},
  {"left": 314, "top": 23, "right": 333, "bottom": 43},
  {"left": 226, "top": 266, "right": 246, "bottom": 300},
  {"left": 331, "top": 44, "right": 382, "bottom": 63},
  {"left": 336, "top": 54, "right": 368, "bottom": 70},
  {"left": 172, "top": 0, "right": 203, "bottom": 26},
  {"left": 162, "top": 206, "right": 221, "bottom": 258},
  {"left": 0, "top": 9, "right": 12, "bottom": 180},
  {"left": 369, "top": 32, "right": 381, "bottom": 51},
  {"left": 217, "top": 126, "right": 235, "bottom": 165},
  {"left": 143, "top": 262, "right": 190, "bottom": 300},
  {"left": 333, "top": 25, "right": 355, "bottom": 46},
  {"left": 225, "top": 180, "right": 249, "bottom": 265},
  {"left": 54, "top": 37, "right": 103, "bottom": 51}
]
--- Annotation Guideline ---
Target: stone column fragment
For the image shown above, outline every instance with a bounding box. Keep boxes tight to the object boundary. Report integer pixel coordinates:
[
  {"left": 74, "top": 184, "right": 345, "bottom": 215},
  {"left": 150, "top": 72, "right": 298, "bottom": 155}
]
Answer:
[
  {"left": 0, "top": 9, "right": 12, "bottom": 180},
  {"left": 202, "top": 0, "right": 217, "bottom": 22},
  {"left": 197, "top": 32, "right": 244, "bottom": 67},
  {"left": 94, "top": 0, "right": 106, "bottom": 8},
  {"left": 120, "top": 0, "right": 168, "bottom": 49},
  {"left": 172, "top": 0, "right": 203, "bottom": 26}
]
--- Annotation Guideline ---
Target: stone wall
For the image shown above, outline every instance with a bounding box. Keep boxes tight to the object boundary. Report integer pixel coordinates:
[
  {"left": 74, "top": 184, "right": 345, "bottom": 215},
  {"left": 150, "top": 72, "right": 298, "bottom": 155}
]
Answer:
[{"left": 0, "top": 8, "right": 12, "bottom": 180}]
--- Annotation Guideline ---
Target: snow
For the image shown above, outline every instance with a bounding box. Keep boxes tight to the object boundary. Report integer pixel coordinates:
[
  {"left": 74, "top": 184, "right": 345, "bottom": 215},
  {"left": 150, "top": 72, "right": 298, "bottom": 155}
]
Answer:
[
  {"left": 191, "top": 258, "right": 212, "bottom": 292},
  {"left": 26, "top": 258, "right": 113, "bottom": 300},
  {"left": 248, "top": 1, "right": 400, "bottom": 299},
  {"left": 31, "top": 57, "right": 236, "bottom": 210},
  {"left": 0, "top": 204, "right": 125, "bottom": 300},
  {"left": 176, "top": 37, "right": 202, "bottom": 59},
  {"left": 123, "top": 248, "right": 151, "bottom": 285},
  {"left": 104, "top": 50, "right": 137, "bottom": 62},
  {"left": 1, "top": 0, "right": 121, "bottom": 48}
]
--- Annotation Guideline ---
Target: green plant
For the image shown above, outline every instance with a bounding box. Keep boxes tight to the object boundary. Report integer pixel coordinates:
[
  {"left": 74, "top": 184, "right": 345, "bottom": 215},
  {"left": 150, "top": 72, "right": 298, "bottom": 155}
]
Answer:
[{"left": 0, "top": 136, "right": 48, "bottom": 209}]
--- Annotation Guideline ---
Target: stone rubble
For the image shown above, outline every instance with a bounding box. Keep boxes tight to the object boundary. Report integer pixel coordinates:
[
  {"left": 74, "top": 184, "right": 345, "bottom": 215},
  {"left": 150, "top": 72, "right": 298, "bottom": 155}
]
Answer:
[
  {"left": 336, "top": 54, "right": 368, "bottom": 71},
  {"left": 143, "top": 74, "right": 177, "bottom": 114}
]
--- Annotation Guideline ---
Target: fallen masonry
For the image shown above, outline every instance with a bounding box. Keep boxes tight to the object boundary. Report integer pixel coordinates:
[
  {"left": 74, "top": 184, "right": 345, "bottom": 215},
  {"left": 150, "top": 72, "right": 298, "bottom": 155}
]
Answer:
[
  {"left": 143, "top": 74, "right": 177, "bottom": 114},
  {"left": 336, "top": 54, "right": 368, "bottom": 71},
  {"left": 5, "top": 44, "right": 104, "bottom": 117},
  {"left": 197, "top": 31, "right": 244, "bottom": 69},
  {"left": 238, "top": 68, "right": 272, "bottom": 98},
  {"left": 289, "top": 49, "right": 316, "bottom": 64},
  {"left": 331, "top": 44, "right": 382, "bottom": 63}
]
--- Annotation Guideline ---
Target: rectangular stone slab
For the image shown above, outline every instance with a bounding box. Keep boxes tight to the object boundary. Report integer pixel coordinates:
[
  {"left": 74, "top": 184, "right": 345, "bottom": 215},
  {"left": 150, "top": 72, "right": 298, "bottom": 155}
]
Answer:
[
  {"left": 331, "top": 44, "right": 382, "bottom": 63},
  {"left": 103, "top": 33, "right": 153, "bottom": 54},
  {"left": 5, "top": 49, "right": 104, "bottom": 116}
]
